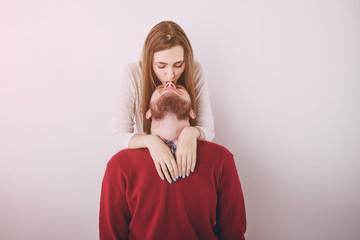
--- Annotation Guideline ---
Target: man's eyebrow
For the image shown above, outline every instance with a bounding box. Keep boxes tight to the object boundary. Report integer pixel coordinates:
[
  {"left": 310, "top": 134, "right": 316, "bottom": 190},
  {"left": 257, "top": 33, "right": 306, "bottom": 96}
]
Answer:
[{"left": 155, "top": 61, "right": 184, "bottom": 64}]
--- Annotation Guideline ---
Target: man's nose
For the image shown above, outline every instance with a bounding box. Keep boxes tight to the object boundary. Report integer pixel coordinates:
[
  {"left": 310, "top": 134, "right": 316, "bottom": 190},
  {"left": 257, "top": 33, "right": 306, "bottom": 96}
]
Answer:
[{"left": 164, "top": 81, "right": 176, "bottom": 89}]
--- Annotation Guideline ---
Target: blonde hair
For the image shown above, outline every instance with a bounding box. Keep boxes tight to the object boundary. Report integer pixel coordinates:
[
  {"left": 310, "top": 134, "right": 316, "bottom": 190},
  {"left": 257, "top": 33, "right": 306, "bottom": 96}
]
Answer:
[{"left": 140, "top": 21, "right": 197, "bottom": 133}]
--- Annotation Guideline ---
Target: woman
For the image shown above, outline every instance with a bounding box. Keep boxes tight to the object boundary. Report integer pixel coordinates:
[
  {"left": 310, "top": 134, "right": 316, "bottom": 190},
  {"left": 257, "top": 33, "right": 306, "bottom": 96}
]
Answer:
[{"left": 111, "top": 21, "right": 214, "bottom": 184}]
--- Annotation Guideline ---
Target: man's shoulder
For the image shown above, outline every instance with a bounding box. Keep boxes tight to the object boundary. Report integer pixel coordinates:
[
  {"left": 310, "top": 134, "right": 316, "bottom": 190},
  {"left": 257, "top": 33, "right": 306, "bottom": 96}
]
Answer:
[
  {"left": 111, "top": 148, "right": 148, "bottom": 160},
  {"left": 197, "top": 141, "right": 233, "bottom": 158},
  {"left": 108, "top": 148, "right": 149, "bottom": 168}
]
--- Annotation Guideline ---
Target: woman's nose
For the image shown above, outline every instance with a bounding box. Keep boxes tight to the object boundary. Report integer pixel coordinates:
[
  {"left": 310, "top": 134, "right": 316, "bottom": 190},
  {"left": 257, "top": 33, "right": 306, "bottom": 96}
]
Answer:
[{"left": 167, "top": 68, "right": 175, "bottom": 80}]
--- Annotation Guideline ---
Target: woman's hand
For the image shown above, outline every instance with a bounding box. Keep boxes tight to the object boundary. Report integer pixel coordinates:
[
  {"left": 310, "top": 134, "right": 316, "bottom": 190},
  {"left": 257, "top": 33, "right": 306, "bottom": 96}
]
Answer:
[
  {"left": 176, "top": 126, "right": 201, "bottom": 178},
  {"left": 146, "top": 135, "right": 179, "bottom": 184}
]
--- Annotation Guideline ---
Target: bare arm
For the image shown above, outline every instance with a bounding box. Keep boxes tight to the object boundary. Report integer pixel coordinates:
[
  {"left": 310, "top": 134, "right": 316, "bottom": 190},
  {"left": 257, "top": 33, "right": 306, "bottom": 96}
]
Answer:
[
  {"left": 176, "top": 126, "right": 205, "bottom": 178},
  {"left": 175, "top": 61, "right": 212, "bottom": 178}
]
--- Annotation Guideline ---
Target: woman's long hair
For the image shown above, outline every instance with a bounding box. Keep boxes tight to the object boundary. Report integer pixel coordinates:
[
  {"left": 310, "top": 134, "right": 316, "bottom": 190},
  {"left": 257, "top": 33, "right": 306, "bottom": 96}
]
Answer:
[{"left": 140, "top": 21, "right": 197, "bottom": 134}]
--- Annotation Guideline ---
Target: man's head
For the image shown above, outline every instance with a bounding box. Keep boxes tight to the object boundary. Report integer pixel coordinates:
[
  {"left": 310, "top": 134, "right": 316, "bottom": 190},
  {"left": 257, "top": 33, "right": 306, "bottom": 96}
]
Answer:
[{"left": 146, "top": 82, "right": 196, "bottom": 121}]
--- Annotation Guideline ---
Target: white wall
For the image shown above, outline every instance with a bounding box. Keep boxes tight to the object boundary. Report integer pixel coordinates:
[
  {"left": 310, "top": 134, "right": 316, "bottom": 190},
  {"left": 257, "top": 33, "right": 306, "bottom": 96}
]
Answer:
[{"left": 1, "top": 0, "right": 359, "bottom": 239}]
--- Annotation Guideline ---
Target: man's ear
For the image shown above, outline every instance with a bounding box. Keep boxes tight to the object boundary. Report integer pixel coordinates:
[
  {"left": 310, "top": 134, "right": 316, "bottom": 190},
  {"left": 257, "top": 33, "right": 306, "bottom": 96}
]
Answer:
[
  {"left": 189, "top": 110, "right": 196, "bottom": 119},
  {"left": 146, "top": 109, "right": 152, "bottom": 119}
]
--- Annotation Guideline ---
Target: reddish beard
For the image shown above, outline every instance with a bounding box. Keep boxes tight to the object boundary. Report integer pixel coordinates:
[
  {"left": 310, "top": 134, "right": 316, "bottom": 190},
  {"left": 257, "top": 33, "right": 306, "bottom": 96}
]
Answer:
[{"left": 150, "top": 93, "right": 191, "bottom": 120}]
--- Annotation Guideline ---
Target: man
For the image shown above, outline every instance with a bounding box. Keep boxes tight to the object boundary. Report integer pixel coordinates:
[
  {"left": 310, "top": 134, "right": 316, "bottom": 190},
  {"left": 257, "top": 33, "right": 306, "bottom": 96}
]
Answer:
[{"left": 99, "top": 82, "right": 247, "bottom": 239}]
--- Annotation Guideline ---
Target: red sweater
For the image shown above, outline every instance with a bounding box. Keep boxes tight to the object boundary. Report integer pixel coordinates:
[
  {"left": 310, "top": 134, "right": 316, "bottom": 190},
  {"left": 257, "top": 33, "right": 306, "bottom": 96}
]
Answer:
[{"left": 99, "top": 141, "right": 246, "bottom": 240}]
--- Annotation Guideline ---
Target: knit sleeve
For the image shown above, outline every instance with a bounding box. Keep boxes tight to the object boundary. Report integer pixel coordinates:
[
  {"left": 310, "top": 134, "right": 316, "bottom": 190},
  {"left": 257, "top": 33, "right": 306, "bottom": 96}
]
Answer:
[
  {"left": 193, "top": 61, "right": 215, "bottom": 141},
  {"left": 110, "top": 63, "right": 138, "bottom": 151},
  {"left": 99, "top": 161, "right": 131, "bottom": 240},
  {"left": 214, "top": 152, "right": 247, "bottom": 239}
]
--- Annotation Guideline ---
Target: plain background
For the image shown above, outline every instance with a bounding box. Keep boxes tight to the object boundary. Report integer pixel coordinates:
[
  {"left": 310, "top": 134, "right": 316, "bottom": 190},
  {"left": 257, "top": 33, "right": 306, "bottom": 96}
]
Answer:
[{"left": 1, "top": 0, "right": 359, "bottom": 239}]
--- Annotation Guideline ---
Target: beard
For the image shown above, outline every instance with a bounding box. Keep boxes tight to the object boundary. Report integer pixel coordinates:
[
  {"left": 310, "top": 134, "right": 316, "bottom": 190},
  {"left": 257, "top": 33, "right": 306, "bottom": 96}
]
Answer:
[{"left": 150, "top": 92, "right": 191, "bottom": 120}]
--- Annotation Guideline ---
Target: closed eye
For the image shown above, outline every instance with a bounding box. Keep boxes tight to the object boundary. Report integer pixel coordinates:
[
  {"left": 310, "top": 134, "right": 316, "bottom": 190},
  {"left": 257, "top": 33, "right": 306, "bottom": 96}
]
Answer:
[{"left": 156, "top": 63, "right": 184, "bottom": 69}]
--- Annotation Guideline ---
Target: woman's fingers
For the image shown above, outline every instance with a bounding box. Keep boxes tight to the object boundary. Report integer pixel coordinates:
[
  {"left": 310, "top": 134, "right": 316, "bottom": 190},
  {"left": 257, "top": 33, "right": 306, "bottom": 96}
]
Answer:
[
  {"left": 147, "top": 136, "right": 180, "bottom": 183},
  {"left": 170, "top": 157, "right": 179, "bottom": 180},
  {"left": 166, "top": 158, "right": 177, "bottom": 182},
  {"left": 176, "top": 155, "right": 182, "bottom": 178},
  {"left": 186, "top": 155, "right": 192, "bottom": 177},
  {"left": 181, "top": 155, "right": 187, "bottom": 178},
  {"left": 156, "top": 157, "right": 178, "bottom": 183},
  {"left": 160, "top": 162, "right": 172, "bottom": 184},
  {"left": 190, "top": 153, "right": 196, "bottom": 173},
  {"left": 157, "top": 152, "right": 197, "bottom": 181},
  {"left": 155, "top": 162, "right": 165, "bottom": 181},
  {"left": 175, "top": 126, "right": 199, "bottom": 178},
  {"left": 177, "top": 152, "right": 196, "bottom": 178}
]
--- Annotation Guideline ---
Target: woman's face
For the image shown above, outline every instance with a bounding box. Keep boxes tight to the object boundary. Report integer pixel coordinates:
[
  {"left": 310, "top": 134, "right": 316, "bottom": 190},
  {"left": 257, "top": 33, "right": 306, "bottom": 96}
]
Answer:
[{"left": 152, "top": 45, "right": 185, "bottom": 85}]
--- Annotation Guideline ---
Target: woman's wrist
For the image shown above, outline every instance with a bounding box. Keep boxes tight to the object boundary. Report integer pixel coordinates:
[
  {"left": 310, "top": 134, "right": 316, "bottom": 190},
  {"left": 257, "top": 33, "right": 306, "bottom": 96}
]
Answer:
[
  {"left": 129, "top": 134, "right": 157, "bottom": 149},
  {"left": 183, "top": 126, "right": 201, "bottom": 140},
  {"left": 194, "top": 127, "right": 202, "bottom": 140},
  {"left": 144, "top": 134, "right": 158, "bottom": 149},
  {"left": 193, "top": 126, "right": 205, "bottom": 140}
]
